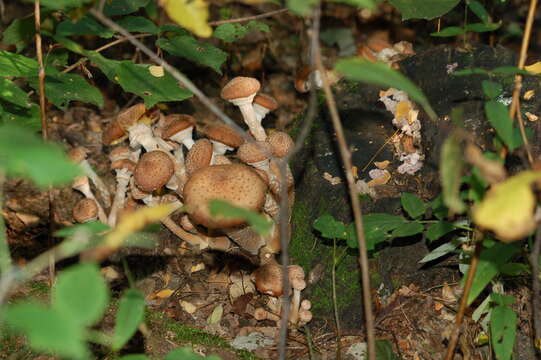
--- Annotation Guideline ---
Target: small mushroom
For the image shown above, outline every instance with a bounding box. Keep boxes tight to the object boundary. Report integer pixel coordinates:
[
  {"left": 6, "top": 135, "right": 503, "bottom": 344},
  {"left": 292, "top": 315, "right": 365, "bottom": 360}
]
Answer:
[
  {"left": 267, "top": 131, "right": 294, "bottom": 158},
  {"left": 183, "top": 164, "right": 267, "bottom": 229},
  {"left": 287, "top": 265, "right": 306, "bottom": 325},
  {"left": 185, "top": 138, "right": 213, "bottom": 176},
  {"left": 133, "top": 150, "right": 175, "bottom": 193},
  {"left": 253, "top": 262, "right": 283, "bottom": 297},
  {"left": 254, "top": 307, "right": 280, "bottom": 322},
  {"left": 237, "top": 141, "right": 272, "bottom": 173},
  {"left": 204, "top": 123, "right": 244, "bottom": 160},
  {"left": 226, "top": 225, "right": 266, "bottom": 255},
  {"left": 108, "top": 158, "right": 136, "bottom": 226},
  {"left": 250, "top": 93, "right": 278, "bottom": 141},
  {"left": 221, "top": 77, "right": 262, "bottom": 140},
  {"left": 68, "top": 146, "right": 111, "bottom": 208},
  {"left": 161, "top": 114, "right": 196, "bottom": 150},
  {"left": 102, "top": 103, "right": 146, "bottom": 146},
  {"left": 73, "top": 198, "right": 99, "bottom": 223},
  {"left": 71, "top": 176, "right": 107, "bottom": 223}
]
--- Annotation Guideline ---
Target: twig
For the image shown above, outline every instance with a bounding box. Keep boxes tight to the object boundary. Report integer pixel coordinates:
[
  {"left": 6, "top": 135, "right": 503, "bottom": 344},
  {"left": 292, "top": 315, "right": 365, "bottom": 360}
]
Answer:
[
  {"left": 332, "top": 238, "right": 342, "bottom": 359},
  {"left": 208, "top": 8, "right": 289, "bottom": 26},
  {"left": 508, "top": 0, "right": 538, "bottom": 122},
  {"left": 516, "top": 99, "right": 534, "bottom": 165},
  {"left": 530, "top": 223, "right": 541, "bottom": 350},
  {"left": 313, "top": 6, "right": 376, "bottom": 359},
  {"left": 62, "top": 33, "right": 154, "bottom": 74},
  {"left": 35, "top": 0, "right": 56, "bottom": 285},
  {"left": 444, "top": 238, "right": 481, "bottom": 360}
]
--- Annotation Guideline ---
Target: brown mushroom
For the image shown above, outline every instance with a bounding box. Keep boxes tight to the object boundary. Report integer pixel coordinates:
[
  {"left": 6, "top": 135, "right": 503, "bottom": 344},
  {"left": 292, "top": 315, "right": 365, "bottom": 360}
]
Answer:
[
  {"left": 102, "top": 103, "right": 146, "bottom": 146},
  {"left": 288, "top": 265, "right": 306, "bottom": 325},
  {"left": 221, "top": 77, "right": 263, "bottom": 140},
  {"left": 267, "top": 131, "right": 294, "bottom": 158},
  {"left": 68, "top": 146, "right": 111, "bottom": 208},
  {"left": 183, "top": 164, "right": 267, "bottom": 228},
  {"left": 108, "top": 159, "right": 136, "bottom": 226},
  {"left": 237, "top": 141, "right": 272, "bottom": 173},
  {"left": 71, "top": 176, "right": 108, "bottom": 223},
  {"left": 253, "top": 262, "right": 283, "bottom": 297},
  {"left": 185, "top": 138, "right": 213, "bottom": 176},
  {"left": 133, "top": 150, "right": 175, "bottom": 192},
  {"left": 73, "top": 198, "right": 99, "bottom": 223},
  {"left": 161, "top": 114, "right": 196, "bottom": 150},
  {"left": 204, "top": 123, "right": 244, "bottom": 158}
]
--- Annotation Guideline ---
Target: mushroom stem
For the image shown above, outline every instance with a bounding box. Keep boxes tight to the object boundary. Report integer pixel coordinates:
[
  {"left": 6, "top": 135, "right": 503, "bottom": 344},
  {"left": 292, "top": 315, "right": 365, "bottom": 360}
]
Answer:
[
  {"left": 231, "top": 97, "right": 266, "bottom": 141},
  {"left": 128, "top": 123, "right": 160, "bottom": 152},
  {"left": 108, "top": 169, "right": 131, "bottom": 227},
  {"left": 72, "top": 176, "right": 108, "bottom": 224},
  {"left": 78, "top": 160, "right": 112, "bottom": 209},
  {"left": 254, "top": 307, "right": 281, "bottom": 322},
  {"left": 289, "top": 288, "right": 302, "bottom": 325}
]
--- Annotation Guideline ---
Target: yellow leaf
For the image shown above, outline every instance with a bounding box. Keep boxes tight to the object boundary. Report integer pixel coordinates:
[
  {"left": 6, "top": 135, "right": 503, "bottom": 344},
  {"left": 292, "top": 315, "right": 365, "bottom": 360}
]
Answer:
[
  {"left": 525, "top": 61, "right": 541, "bottom": 75},
  {"left": 155, "top": 289, "right": 174, "bottom": 298},
  {"left": 473, "top": 171, "right": 541, "bottom": 242},
  {"left": 207, "top": 304, "right": 223, "bottom": 324},
  {"left": 159, "top": 0, "right": 212, "bottom": 38},
  {"left": 104, "top": 204, "right": 174, "bottom": 249}
]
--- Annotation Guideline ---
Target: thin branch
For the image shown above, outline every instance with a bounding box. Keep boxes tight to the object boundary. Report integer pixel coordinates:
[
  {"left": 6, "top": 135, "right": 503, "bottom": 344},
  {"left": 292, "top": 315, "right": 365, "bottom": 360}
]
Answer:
[
  {"left": 444, "top": 238, "right": 481, "bottom": 360},
  {"left": 313, "top": 7, "right": 376, "bottom": 360},
  {"left": 208, "top": 8, "right": 289, "bottom": 26},
  {"left": 530, "top": 223, "right": 541, "bottom": 350}
]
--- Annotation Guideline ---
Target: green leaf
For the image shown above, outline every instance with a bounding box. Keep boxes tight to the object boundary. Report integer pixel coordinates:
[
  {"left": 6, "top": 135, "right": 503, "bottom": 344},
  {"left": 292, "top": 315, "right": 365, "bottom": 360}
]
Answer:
[
  {"left": 329, "top": 0, "right": 376, "bottom": 9},
  {"left": 451, "top": 68, "right": 490, "bottom": 76},
  {"left": 0, "top": 50, "right": 38, "bottom": 77},
  {"left": 120, "top": 356, "right": 150, "bottom": 360},
  {"left": 103, "top": 0, "right": 150, "bottom": 16},
  {"left": 0, "top": 78, "right": 30, "bottom": 108},
  {"left": 419, "top": 237, "right": 462, "bottom": 263},
  {"left": 247, "top": 21, "right": 270, "bottom": 33},
  {"left": 465, "top": 22, "right": 501, "bottom": 33},
  {"left": 490, "top": 293, "right": 516, "bottom": 306},
  {"left": 426, "top": 221, "right": 455, "bottom": 241},
  {"left": 467, "top": 0, "right": 490, "bottom": 24},
  {"left": 46, "top": 51, "right": 70, "bottom": 68},
  {"left": 124, "top": 231, "right": 159, "bottom": 249},
  {"left": 498, "top": 263, "right": 528, "bottom": 276},
  {"left": 160, "top": 24, "right": 190, "bottom": 36},
  {"left": 400, "top": 193, "right": 427, "bottom": 219},
  {"left": 4, "top": 302, "right": 88, "bottom": 358},
  {"left": 388, "top": 0, "right": 460, "bottom": 20},
  {"left": 52, "top": 263, "right": 109, "bottom": 327},
  {"left": 116, "top": 16, "right": 159, "bottom": 34},
  {"left": 28, "top": 72, "right": 104, "bottom": 110},
  {"left": 482, "top": 80, "right": 503, "bottom": 99},
  {"left": 2, "top": 17, "right": 35, "bottom": 52},
  {"left": 490, "top": 305, "right": 517, "bottom": 360},
  {"left": 375, "top": 339, "right": 400, "bottom": 360},
  {"left": 0, "top": 102, "right": 40, "bottom": 130},
  {"left": 345, "top": 223, "right": 359, "bottom": 249},
  {"left": 56, "top": 15, "right": 115, "bottom": 38},
  {"left": 440, "top": 131, "right": 466, "bottom": 214},
  {"left": 41, "top": 0, "right": 92, "bottom": 10},
  {"left": 165, "top": 347, "right": 221, "bottom": 360},
  {"left": 55, "top": 221, "right": 110, "bottom": 238},
  {"left": 0, "top": 124, "right": 81, "bottom": 187},
  {"left": 213, "top": 24, "right": 241, "bottom": 42},
  {"left": 313, "top": 214, "right": 347, "bottom": 240},
  {"left": 431, "top": 26, "right": 465, "bottom": 37},
  {"left": 391, "top": 222, "right": 424, "bottom": 237},
  {"left": 430, "top": 194, "right": 449, "bottom": 220},
  {"left": 465, "top": 242, "right": 520, "bottom": 305},
  {"left": 492, "top": 66, "right": 530, "bottom": 75},
  {"left": 156, "top": 35, "right": 228, "bottom": 74},
  {"left": 485, "top": 100, "right": 516, "bottom": 150},
  {"left": 114, "top": 61, "right": 193, "bottom": 108},
  {"left": 320, "top": 28, "right": 356, "bottom": 56},
  {"left": 363, "top": 213, "right": 408, "bottom": 249},
  {"left": 112, "top": 289, "right": 146, "bottom": 351},
  {"left": 209, "top": 200, "right": 273, "bottom": 236},
  {"left": 335, "top": 58, "right": 436, "bottom": 120},
  {"left": 286, "top": 0, "right": 319, "bottom": 16}
]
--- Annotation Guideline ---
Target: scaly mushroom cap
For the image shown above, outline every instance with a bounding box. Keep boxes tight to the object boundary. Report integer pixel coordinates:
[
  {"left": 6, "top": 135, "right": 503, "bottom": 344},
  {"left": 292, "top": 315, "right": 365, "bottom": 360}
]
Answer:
[
  {"left": 221, "top": 77, "right": 261, "bottom": 100},
  {"left": 109, "top": 146, "right": 131, "bottom": 163},
  {"left": 134, "top": 151, "right": 175, "bottom": 192},
  {"left": 73, "top": 198, "right": 99, "bottom": 223},
  {"left": 254, "top": 263, "right": 284, "bottom": 297},
  {"left": 68, "top": 147, "right": 89, "bottom": 163},
  {"left": 183, "top": 164, "right": 267, "bottom": 228},
  {"left": 254, "top": 93, "right": 279, "bottom": 111},
  {"left": 205, "top": 124, "right": 244, "bottom": 148},
  {"left": 185, "top": 139, "right": 213, "bottom": 175},
  {"left": 102, "top": 120, "right": 127, "bottom": 146},
  {"left": 267, "top": 131, "right": 294, "bottom": 158},
  {"left": 161, "top": 114, "right": 196, "bottom": 139},
  {"left": 237, "top": 141, "right": 271, "bottom": 164},
  {"left": 116, "top": 103, "right": 147, "bottom": 130},
  {"left": 111, "top": 159, "right": 136, "bottom": 172}
]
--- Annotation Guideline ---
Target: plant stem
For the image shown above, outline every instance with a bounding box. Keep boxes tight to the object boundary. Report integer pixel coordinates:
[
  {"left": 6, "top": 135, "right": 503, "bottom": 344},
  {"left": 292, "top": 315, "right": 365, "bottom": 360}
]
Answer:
[
  {"left": 208, "top": 8, "right": 289, "bottom": 26},
  {"left": 332, "top": 238, "right": 342, "bottom": 359},
  {"left": 314, "top": 10, "right": 376, "bottom": 360},
  {"left": 0, "top": 171, "right": 11, "bottom": 273}
]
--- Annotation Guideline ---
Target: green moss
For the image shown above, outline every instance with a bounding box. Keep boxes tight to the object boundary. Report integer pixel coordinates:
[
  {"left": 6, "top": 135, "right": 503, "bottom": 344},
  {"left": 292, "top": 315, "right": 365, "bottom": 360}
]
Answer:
[
  {"left": 28, "top": 281, "right": 50, "bottom": 297},
  {"left": 147, "top": 312, "right": 260, "bottom": 360}
]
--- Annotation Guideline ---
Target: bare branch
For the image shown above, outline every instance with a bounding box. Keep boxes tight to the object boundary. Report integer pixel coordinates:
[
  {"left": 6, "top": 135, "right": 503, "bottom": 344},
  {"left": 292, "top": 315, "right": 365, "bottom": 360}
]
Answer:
[{"left": 208, "top": 8, "right": 289, "bottom": 26}]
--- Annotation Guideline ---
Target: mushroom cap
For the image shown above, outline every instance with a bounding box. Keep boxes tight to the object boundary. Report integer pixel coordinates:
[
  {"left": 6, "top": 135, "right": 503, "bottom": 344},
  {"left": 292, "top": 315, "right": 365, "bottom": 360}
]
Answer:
[
  {"left": 295, "top": 66, "right": 314, "bottom": 93},
  {"left": 185, "top": 139, "right": 213, "bottom": 175},
  {"left": 254, "top": 263, "right": 283, "bottom": 297},
  {"left": 117, "top": 103, "right": 147, "bottom": 130},
  {"left": 267, "top": 131, "right": 294, "bottom": 158},
  {"left": 183, "top": 164, "right": 267, "bottom": 228},
  {"left": 161, "top": 114, "right": 196, "bottom": 139},
  {"left": 68, "top": 147, "right": 89, "bottom": 163},
  {"left": 73, "top": 198, "right": 98, "bottom": 223},
  {"left": 237, "top": 141, "right": 271, "bottom": 164},
  {"left": 221, "top": 77, "right": 261, "bottom": 100},
  {"left": 134, "top": 150, "right": 175, "bottom": 192},
  {"left": 111, "top": 159, "right": 136, "bottom": 172},
  {"left": 288, "top": 264, "right": 306, "bottom": 290},
  {"left": 102, "top": 120, "right": 128, "bottom": 146},
  {"left": 254, "top": 93, "right": 279, "bottom": 111},
  {"left": 109, "top": 146, "right": 131, "bottom": 163},
  {"left": 204, "top": 124, "right": 244, "bottom": 148},
  {"left": 130, "top": 177, "right": 150, "bottom": 200}
]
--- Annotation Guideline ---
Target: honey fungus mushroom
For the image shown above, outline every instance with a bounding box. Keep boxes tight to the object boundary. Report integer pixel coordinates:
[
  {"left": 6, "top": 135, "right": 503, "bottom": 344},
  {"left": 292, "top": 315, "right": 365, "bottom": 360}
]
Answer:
[
  {"left": 183, "top": 164, "right": 267, "bottom": 229},
  {"left": 133, "top": 150, "right": 175, "bottom": 193}
]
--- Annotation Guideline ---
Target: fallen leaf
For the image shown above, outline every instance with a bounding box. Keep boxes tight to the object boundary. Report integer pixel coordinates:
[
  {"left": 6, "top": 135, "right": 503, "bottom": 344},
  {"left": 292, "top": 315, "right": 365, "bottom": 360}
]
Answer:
[
  {"left": 374, "top": 160, "right": 390, "bottom": 169},
  {"left": 473, "top": 171, "right": 541, "bottom": 242},
  {"left": 525, "top": 61, "right": 541, "bottom": 75},
  {"left": 434, "top": 302, "right": 444, "bottom": 311},
  {"left": 158, "top": 0, "right": 212, "bottom": 38},
  {"left": 441, "top": 283, "right": 456, "bottom": 302},
  {"left": 367, "top": 169, "right": 391, "bottom": 186},
  {"left": 395, "top": 100, "right": 411, "bottom": 120},
  {"left": 207, "top": 304, "right": 223, "bottom": 324},
  {"left": 180, "top": 300, "right": 197, "bottom": 314},
  {"left": 155, "top": 289, "right": 174, "bottom": 298},
  {"left": 524, "top": 90, "right": 535, "bottom": 100},
  {"left": 190, "top": 263, "right": 205, "bottom": 273},
  {"left": 525, "top": 112, "right": 538, "bottom": 122},
  {"left": 323, "top": 172, "right": 342, "bottom": 185}
]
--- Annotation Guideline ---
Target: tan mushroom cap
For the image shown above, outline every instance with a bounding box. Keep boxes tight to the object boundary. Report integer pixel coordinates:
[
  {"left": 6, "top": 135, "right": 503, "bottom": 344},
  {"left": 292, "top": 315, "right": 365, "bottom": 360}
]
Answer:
[
  {"left": 205, "top": 124, "right": 244, "bottom": 148},
  {"left": 295, "top": 66, "right": 313, "bottom": 93},
  {"left": 221, "top": 77, "right": 261, "bottom": 100},
  {"left": 185, "top": 139, "right": 213, "bottom": 175},
  {"left": 134, "top": 151, "right": 175, "bottom": 192},
  {"left": 253, "top": 263, "right": 283, "bottom": 297},
  {"left": 102, "top": 120, "right": 128, "bottom": 146},
  {"left": 111, "top": 159, "right": 136, "bottom": 172},
  {"left": 73, "top": 198, "right": 99, "bottom": 223},
  {"left": 68, "top": 147, "right": 89, "bottom": 163},
  {"left": 116, "top": 103, "right": 147, "bottom": 130},
  {"left": 183, "top": 164, "right": 267, "bottom": 228},
  {"left": 267, "top": 131, "right": 294, "bottom": 158},
  {"left": 109, "top": 146, "right": 131, "bottom": 163},
  {"left": 254, "top": 93, "right": 278, "bottom": 111},
  {"left": 237, "top": 141, "right": 271, "bottom": 164},
  {"left": 161, "top": 114, "right": 196, "bottom": 139}
]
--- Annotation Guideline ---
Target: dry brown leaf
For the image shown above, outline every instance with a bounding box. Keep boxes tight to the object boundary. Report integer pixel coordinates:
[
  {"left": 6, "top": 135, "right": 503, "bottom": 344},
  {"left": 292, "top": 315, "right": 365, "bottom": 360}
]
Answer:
[
  {"left": 367, "top": 170, "right": 391, "bottom": 187},
  {"left": 434, "top": 302, "right": 444, "bottom": 311},
  {"left": 525, "top": 112, "right": 538, "bottom": 122},
  {"left": 180, "top": 300, "right": 197, "bottom": 314},
  {"left": 441, "top": 283, "right": 456, "bottom": 303},
  {"left": 190, "top": 263, "right": 205, "bottom": 273},
  {"left": 464, "top": 143, "right": 507, "bottom": 184},
  {"left": 374, "top": 160, "right": 390, "bottom": 169},
  {"left": 323, "top": 172, "right": 342, "bottom": 185},
  {"left": 524, "top": 90, "right": 535, "bottom": 100}
]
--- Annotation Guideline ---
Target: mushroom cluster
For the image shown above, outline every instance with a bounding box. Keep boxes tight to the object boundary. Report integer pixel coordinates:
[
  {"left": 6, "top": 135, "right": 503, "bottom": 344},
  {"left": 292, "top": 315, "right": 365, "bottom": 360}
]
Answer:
[{"left": 68, "top": 76, "right": 310, "bottom": 328}]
